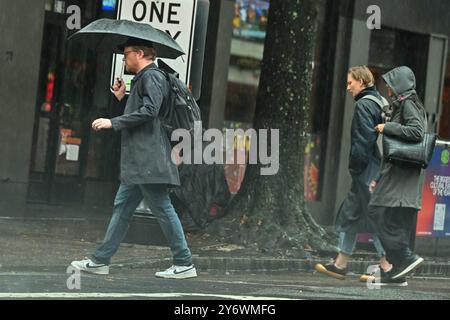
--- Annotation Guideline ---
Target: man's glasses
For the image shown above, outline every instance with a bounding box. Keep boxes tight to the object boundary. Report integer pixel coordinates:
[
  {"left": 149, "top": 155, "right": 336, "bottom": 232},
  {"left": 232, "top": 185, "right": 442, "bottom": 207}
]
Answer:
[{"left": 123, "top": 50, "right": 136, "bottom": 60}]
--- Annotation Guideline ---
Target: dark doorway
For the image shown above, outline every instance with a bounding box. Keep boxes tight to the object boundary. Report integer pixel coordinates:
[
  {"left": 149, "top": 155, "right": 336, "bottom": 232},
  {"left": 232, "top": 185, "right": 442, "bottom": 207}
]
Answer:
[{"left": 27, "top": 9, "right": 96, "bottom": 205}]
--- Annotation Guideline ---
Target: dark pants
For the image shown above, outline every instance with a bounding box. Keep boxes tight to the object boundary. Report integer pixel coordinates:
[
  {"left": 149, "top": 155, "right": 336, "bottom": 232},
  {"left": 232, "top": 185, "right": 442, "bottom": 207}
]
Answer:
[{"left": 368, "top": 206, "right": 418, "bottom": 267}]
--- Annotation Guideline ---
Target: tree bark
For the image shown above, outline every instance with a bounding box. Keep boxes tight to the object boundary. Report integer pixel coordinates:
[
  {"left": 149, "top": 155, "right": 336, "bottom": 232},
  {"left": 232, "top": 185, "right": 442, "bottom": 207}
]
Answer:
[{"left": 208, "top": 0, "right": 338, "bottom": 258}]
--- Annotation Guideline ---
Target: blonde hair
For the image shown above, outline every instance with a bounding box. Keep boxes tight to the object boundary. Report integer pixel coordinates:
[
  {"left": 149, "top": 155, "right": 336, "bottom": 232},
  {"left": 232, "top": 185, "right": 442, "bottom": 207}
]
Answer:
[{"left": 348, "top": 66, "right": 375, "bottom": 88}]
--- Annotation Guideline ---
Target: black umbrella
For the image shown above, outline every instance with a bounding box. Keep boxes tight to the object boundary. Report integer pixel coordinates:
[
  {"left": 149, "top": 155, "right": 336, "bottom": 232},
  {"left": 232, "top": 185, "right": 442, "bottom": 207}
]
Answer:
[{"left": 68, "top": 18, "right": 185, "bottom": 59}]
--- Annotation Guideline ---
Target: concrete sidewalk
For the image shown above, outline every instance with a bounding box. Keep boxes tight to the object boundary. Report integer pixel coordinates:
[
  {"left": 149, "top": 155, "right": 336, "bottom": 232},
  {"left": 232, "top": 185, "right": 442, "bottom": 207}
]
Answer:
[{"left": 1, "top": 214, "right": 450, "bottom": 278}]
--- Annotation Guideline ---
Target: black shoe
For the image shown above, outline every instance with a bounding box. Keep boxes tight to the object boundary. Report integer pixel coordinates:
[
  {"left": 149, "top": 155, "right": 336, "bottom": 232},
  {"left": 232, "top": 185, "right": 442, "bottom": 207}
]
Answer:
[
  {"left": 391, "top": 254, "right": 424, "bottom": 279},
  {"left": 367, "top": 270, "right": 408, "bottom": 287},
  {"left": 314, "top": 263, "right": 347, "bottom": 280},
  {"left": 380, "top": 276, "right": 408, "bottom": 286}
]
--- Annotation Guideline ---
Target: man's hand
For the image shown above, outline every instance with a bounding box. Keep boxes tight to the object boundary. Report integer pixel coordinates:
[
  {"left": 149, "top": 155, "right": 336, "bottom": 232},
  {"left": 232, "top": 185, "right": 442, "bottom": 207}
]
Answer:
[
  {"left": 92, "top": 118, "right": 112, "bottom": 131},
  {"left": 369, "top": 180, "right": 377, "bottom": 193},
  {"left": 375, "top": 124, "right": 385, "bottom": 133},
  {"left": 112, "top": 78, "right": 126, "bottom": 101}
]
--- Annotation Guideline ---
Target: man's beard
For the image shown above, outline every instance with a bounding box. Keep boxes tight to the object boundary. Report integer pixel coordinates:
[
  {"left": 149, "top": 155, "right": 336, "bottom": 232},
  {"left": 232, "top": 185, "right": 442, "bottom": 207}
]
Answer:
[{"left": 125, "top": 65, "right": 137, "bottom": 75}]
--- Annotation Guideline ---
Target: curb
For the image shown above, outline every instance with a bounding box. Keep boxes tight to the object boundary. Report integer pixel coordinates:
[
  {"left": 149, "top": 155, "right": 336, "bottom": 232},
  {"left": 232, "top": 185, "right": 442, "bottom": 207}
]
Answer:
[
  {"left": 2, "top": 258, "right": 449, "bottom": 278},
  {"left": 2, "top": 216, "right": 450, "bottom": 277},
  {"left": 114, "top": 257, "right": 450, "bottom": 277}
]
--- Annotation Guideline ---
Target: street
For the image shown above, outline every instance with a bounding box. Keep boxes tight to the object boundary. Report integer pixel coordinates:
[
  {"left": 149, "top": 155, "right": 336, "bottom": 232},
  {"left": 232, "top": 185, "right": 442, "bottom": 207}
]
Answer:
[
  {"left": 1, "top": 268, "right": 449, "bottom": 300},
  {"left": 1, "top": 217, "right": 450, "bottom": 303}
]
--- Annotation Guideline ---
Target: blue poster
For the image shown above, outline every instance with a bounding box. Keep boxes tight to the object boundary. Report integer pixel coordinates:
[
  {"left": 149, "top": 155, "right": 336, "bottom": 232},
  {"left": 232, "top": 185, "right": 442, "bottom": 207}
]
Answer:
[{"left": 417, "top": 142, "right": 450, "bottom": 237}]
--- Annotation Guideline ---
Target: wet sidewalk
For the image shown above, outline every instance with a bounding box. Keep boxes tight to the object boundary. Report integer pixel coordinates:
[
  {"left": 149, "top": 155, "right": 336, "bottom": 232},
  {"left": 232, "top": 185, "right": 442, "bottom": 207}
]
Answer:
[{"left": 1, "top": 209, "right": 450, "bottom": 278}]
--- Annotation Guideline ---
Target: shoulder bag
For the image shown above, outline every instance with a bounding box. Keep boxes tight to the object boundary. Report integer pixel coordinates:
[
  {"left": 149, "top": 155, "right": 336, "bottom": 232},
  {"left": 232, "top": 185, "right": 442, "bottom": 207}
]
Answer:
[{"left": 382, "top": 99, "right": 437, "bottom": 169}]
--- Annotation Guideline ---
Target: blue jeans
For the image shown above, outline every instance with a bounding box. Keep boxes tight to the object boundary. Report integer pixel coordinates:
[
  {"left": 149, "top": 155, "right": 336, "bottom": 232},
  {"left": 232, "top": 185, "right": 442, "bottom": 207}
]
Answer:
[
  {"left": 339, "top": 232, "right": 385, "bottom": 258},
  {"left": 92, "top": 183, "right": 192, "bottom": 266}
]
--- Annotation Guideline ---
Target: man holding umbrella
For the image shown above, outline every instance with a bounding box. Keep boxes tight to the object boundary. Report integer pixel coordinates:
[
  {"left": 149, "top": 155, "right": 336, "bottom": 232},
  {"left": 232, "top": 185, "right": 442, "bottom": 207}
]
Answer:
[{"left": 71, "top": 37, "right": 197, "bottom": 279}]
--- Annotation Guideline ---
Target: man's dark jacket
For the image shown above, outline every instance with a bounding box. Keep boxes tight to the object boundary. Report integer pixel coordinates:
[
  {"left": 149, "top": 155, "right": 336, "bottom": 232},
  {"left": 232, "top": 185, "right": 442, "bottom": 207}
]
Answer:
[
  {"left": 335, "top": 87, "right": 383, "bottom": 233},
  {"left": 111, "top": 63, "right": 180, "bottom": 187}
]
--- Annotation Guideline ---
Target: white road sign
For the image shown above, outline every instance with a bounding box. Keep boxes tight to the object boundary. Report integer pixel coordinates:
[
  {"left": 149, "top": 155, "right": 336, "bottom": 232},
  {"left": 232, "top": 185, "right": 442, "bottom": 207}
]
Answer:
[{"left": 111, "top": 0, "right": 198, "bottom": 93}]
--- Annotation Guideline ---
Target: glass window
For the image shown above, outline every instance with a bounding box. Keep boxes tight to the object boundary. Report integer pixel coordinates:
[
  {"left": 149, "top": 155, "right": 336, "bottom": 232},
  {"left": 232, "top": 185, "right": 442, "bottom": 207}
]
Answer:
[
  {"left": 223, "top": 0, "right": 330, "bottom": 201},
  {"left": 223, "top": 0, "right": 269, "bottom": 194},
  {"left": 369, "top": 27, "right": 428, "bottom": 99},
  {"left": 28, "top": 0, "right": 121, "bottom": 203},
  {"left": 224, "top": 0, "right": 269, "bottom": 130},
  {"left": 439, "top": 56, "right": 450, "bottom": 139}
]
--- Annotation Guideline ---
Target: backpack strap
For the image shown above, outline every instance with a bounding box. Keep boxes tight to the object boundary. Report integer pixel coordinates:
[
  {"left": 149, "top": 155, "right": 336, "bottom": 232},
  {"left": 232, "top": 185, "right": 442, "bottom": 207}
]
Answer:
[
  {"left": 360, "top": 95, "right": 390, "bottom": 155},
  {"left": 135, "top": 67, "right": 168, "bottom": 97},
  {"left": 150, "top": 67, "right": 170, "bottom": 82},
  {"left": 360, "top": 95, "right": 389, "bottom": 110}
]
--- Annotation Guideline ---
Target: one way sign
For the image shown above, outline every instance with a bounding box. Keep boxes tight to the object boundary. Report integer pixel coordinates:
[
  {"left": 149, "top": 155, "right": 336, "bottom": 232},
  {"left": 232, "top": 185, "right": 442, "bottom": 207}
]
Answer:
[{"left": 111, "top": 0, "right": 198, "bottom": 92}]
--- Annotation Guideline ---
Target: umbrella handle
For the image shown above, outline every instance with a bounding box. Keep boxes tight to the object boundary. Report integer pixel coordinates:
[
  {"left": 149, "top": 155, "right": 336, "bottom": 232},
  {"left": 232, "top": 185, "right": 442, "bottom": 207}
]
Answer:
[{"left": 120, "top": 60, "right": 125, "bottom": 78}]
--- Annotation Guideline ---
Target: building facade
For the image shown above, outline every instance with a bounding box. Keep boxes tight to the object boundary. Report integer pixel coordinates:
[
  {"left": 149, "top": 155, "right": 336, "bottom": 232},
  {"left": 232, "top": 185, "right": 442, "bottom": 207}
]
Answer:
[{"left": 0, "top": 0, "right": 449, "bottom": 236}]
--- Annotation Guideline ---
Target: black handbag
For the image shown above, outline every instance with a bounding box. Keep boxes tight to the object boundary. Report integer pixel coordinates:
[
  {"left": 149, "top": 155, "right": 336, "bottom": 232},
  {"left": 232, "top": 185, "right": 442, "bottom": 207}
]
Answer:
[
  {"left": 382, "top": 132, "right": 437, "bottom": 168},
  {"left": 382, "top": 98, "right": 437, "bottom": 169}
]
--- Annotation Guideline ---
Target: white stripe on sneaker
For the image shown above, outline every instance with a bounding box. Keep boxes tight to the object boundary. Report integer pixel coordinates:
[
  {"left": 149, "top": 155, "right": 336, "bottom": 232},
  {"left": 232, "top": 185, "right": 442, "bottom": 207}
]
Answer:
[{"left": 392, "top": 257, "right": 424, "bottom": 279}]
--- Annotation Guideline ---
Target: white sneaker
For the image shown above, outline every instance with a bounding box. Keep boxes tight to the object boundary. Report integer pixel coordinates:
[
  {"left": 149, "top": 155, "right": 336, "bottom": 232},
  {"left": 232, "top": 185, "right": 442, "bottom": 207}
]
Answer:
[
  {"left": 70, "top": 258, "right": 109, "bottom": 275},
  {"left": 155, "top": 265, "right": 197, "bottom": 279}
]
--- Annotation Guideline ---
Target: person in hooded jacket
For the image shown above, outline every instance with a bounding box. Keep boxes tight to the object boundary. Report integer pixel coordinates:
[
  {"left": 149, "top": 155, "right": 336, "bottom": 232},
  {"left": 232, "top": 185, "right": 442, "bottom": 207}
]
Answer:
[
  {"left": 368, "top": 66, "right": 426, "bottom": 285},
  {"left": 315, "top": 66, "right": 392, "bottom": 281}
]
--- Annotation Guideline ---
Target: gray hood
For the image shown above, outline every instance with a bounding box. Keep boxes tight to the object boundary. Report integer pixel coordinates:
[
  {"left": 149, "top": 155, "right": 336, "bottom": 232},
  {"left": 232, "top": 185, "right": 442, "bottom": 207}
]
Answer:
[{"left": 382, "top": 66, "right": 416, "bottom": 98}]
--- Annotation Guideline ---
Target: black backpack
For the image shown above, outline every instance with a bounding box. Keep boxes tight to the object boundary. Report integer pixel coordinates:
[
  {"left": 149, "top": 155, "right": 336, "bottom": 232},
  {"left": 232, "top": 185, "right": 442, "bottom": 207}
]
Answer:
[{"left": 154, "top": 69, "right": 201, "bottom": 140}]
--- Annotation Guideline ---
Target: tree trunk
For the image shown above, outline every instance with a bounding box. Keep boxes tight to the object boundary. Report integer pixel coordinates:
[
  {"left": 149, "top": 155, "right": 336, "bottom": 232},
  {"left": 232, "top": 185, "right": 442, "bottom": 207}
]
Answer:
[{"left": 208, "top": 0, "right": 337, "bottom": 258}]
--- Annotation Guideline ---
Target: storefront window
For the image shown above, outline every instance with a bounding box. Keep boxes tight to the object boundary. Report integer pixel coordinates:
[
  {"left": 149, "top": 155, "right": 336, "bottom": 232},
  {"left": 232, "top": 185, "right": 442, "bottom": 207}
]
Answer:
[
  {"left": 223, "top": 0, "right": 268, "bottom": 194},
  {"left": 223, "top": 0, "right": 330, "bottom": 201},
  {"left": 28, "top": 0, "right": 120, "bottom": 203},
  {"left": 369, "top": 27, "right": 448, "bottom": 140},
  {"left": 224, "top": 0, "right": 269, "bottom": 131},
  {"left": 369, "top": 27, "right": 428, "bottom": 98},
  {"left": 439, "top": 57, "right": 450, "bottom": 139},
  {"left": 303, "top": 0, "right": 330, "bottom": 202}
]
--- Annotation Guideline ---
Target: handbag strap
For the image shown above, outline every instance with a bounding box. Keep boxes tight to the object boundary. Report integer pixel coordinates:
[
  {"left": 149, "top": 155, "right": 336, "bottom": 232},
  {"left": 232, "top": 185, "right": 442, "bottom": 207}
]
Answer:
[{"left": 399, "top": 95, "right": 428, "bottom": 132}]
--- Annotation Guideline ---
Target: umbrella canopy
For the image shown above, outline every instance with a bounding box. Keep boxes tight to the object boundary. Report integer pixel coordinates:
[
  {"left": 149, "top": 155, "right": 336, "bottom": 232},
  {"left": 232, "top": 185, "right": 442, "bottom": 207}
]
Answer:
[{"left": 68, "top": 18, "right": 184, "bottom": 59}]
